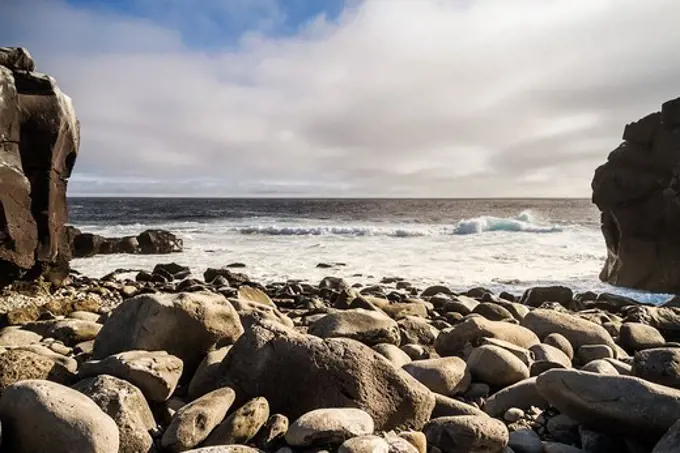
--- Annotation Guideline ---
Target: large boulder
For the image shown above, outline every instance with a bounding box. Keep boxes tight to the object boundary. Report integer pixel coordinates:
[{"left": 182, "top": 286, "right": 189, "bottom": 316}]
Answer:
[
  {"left": 592, "top": 96, "right": 680, "bottom": 292},
  {"left": 93, "top": 292, "right": 243, "bottom": 374},
  {"left": 0, "top": 47, "right": 79, "bottom": 285},
  {"left": 217, "top": 321, "right": 435, "bottom": 431},
  {"left": 536, "top": 369, "right": 680, "bottom": 441},
  {"left": 521, "top": 309, "right": 616, "bottom": 350},
  {"left": 0, "top": 379, "right": 119, "bottom": 452}
]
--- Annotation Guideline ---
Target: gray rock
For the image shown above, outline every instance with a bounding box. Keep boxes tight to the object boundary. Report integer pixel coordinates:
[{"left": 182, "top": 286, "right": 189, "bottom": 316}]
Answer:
[
  {"left": 162, "top": 387, "right": 236, "bottom": 452},
  {"left": 93, "top": 292, "right": 243, "bottom": 374},
  {"left": 632, "top": 347, "right": 680, "bottom": 389},
  {"left": 435, "top": 317, "right": 539, "bottom": 357},
  {"left": 652, "top": 419, "right": 680, "bottom": 453},
  {"left": 620, "top": 322, "right": 666, "bottom": 352},
  {"left": 80, "top": 350, "right": 183, "bottom": 402},
  {"left": 520, "top": 286, "right": 573, "bottom": 308},
  {"left": 252, "top": 414, "right": 289, "bottom": 450},
  {"left": 543, "top": 333, "right": 574, "bottom": 361},
  {"left": 188, "top": 346, "right": 231, "bottom": 399},
  {"left": 536, "top": 369, "right": 680, "bottom": 440},
  {"left": 541, "top": 442, "right": 585, "bottom": 453},
  {"left": 602, "top": 358, "right": 633, "bottom": 375},
  {"left": 218, "top": 321, "right": 435, "bottom": 431},
  {"left": 403, "top": 357, "right": 471, "bottom": 396},
  {"left": 580, "top": 359, "right": 620, "bottom": 375},
  {"left": 546, "top": 414, "right": 579, "bottom": 445},
  {"left": 467, "top": 345, "right": 530, "bottom": 388},
  {"left": 309, "top": 309, "right": 401, "bottom": 346},
  {"left": 73, "top": 375, "right": 156, "bottom": 453},
  {"left": 576, "top": 344, "right": 614, "bottom": 364},
  {"left": 530, "top": 344, "right": 571, "bottom": 368},
  {"left": 0, "top": 379, "right": 119, "bottom": 453},
  {"left": 484, "top": 378, "right": 547, "bottom": 417},
  {"left": 286, "top": 408, "right": 374, "bottom": 446},
  {"left": 424, "top": 415, "right": 509, "bottom": 453},
  {"left": 203, "top": 397, "right": 270, "bottom": 446},
  {"left": 374, "top": 343, "right": 412, "bottom": 368},
  {"left": 578, "top": 425, "right": 626, "bottom": 453},
  {"left": 508, "top": 429, "right": 542, "bottom": 453},
  {"left": 432, "top": 393, "right": 487, "bottom": 418},
  {"left": 401, "top": 343, "right": 428, "bottom": 360}
]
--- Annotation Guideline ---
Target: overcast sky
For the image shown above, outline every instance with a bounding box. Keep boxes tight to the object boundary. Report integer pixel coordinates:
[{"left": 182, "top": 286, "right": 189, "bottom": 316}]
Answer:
[{"left": 3, "top": 0, "right": 680, "bottom": 197}]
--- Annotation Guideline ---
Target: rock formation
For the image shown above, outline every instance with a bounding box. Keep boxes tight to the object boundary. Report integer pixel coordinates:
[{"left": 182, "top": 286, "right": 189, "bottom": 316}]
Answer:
[
  {"left": 592, "top": 96, "right": 680, "bottom": 293},
  {"left": 0, "top": 47, "right": 79, "bottom": 286},
  {"left": 66, "top": 227, "right": 183, "bottom": 258}
]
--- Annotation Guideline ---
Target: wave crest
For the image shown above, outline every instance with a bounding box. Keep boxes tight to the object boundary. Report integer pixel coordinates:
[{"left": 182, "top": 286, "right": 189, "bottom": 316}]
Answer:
[{"left": 453, "top": 210, "right": 562, "bottom": 235}]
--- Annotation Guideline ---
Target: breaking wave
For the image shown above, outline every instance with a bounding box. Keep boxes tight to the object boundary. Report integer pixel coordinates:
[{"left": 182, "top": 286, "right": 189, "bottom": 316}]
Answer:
[{"left": 452, "top": 211, "right": 562, "bottom": 235}]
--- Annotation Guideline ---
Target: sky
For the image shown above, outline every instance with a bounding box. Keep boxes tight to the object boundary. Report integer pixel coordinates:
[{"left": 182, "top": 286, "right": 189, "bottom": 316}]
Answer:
[{"left": 3, "top": 0, "right": 680, "bottom": 197}]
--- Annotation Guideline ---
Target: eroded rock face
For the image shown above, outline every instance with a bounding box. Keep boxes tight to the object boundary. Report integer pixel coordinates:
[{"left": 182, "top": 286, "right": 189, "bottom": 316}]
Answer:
[
  {"left": 0, "top": 47, "right": 79, "bottom": 286},
  {"left": 592, "top": 96, "right": 680, "bottom": 292}
]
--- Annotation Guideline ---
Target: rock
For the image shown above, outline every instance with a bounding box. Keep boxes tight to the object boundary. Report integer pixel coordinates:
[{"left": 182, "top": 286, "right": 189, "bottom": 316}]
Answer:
[
  {"left": 13, "top": 343, "right": 78, "bottom": 373},
  {"left": 309, "top": 309, "right": 401, "bottom": 346},
  {"left": 0, "top": 50, "right": 79, "bottom": 286},
  {"left": 73, "top": 375, "right": 156, "bottom": 453},
  {"left": 0, "top": 349, "right": 75, "bottom": 392},
  {"left": 385, "top": 433, "right": 420, "bottom": 453},
  {"left": 80, "top": 350, "right": 183, "bottom": 402},
  {"left": 546, "top": 414, "right": 580, "bottom": 444},
  {"left": 652, "top": 419, "right": 680, "bottom": 453},
  {"left": 508, "top": 429, "right": 542, "bottom": 453},
  {"left": 203, "top": 397, "right": 270, "bottom": 446},
  {"left": 188, "top": 346, "right": 231, "bottom": 399},
  {"left": 530, "top": 344, "right": 571, "bottom": 368},
  {"left": 137, "top": 229, "right": 183, "bottom": 254},
  {"left": 576, "top": 344, "right": 614, "bottom": 363},
  {"left": 432, "top": 393, "right": 487, "bottom": 418},
  {"left": 536, "top": 369, "right": 680, "bottom": 440},
  {"left": 578, "top": 425, "right": 626, "bottom": 453},
  {"left": 252, "top": 414, "right": 289, "bottom": 450},
  {"left": 592, "top": 96, "right": 680, "bottom": 293},
  {"left": 23, "top": 318, "right": 101, "bottom": 346},
  {"left": 520, "top": 286, "right": 573, "bottom": 308},
  {"left": 401, "top": 343, "right": 428, "bottom": 360},
  {"left": 230, "top": 298, "right": 293, "bottom": 329},
  {"left": 93, "top": 292, "right": 243, "bottom": 374},
  {"left": 339, "top": 436, "right": 390, "bottom": 453},
  {"left": 603, "top": 358, "right": 633, "bottom": 375},
  {"left": 286, "top": 408, "right": 374, "bottom": 446},
  {"left": 373, "top": 343, "right": 412, "bottom": 368},
  {"left": 483, "top": 378, "right": 547, "bottom": 417},
  {"left": 625, "top": 306, "right": 680, "bottom": 342},
  {"left": 424, "top": 415, "right": 509, "bottom": 453},
  {"left": 403, "top": 357, "right": 471, "bottom": 396},
  {"left": 632, "top": 347, "right": 680, "bottom": 389},
  {"left": 473, "top": 303, "right": 515, "bottom": 321},
  {"left": 154, "top": 262, "right": 191, "bottom": 279},
  {"left": 422, "top": 285, "right": 453, "bottom": 298},
  {"left": 503, "top": 408, "right": 524, "bottom": 423},
  {"left": 183, "top": 447, "right": 259, "bottom": 453},
  {"left": 398, "top": 316, "right": 439, "bottom": 345},
  {"left": 218, "top": 321, "right": 435, "bottom": 431},
  {"left": 435, "top": 317, "right": 539, "bottom": 357},
  {"left": 543, "top": 333, "right": 574, "bottom": 360},
  {"left": 620, "top": 322, "right": 666, "bottom": 352},
  {"left": 238, "top": 286, "right": 275, "bottom": 307},
  {"left": 466, "top": 345, "right": 530, "bottom": 388},
  {"left": 0, "top": 327, "right": 41, "bottom": 347},
  {"left": 162, "top": 387, "right": 236, "bottom": 452},
  {"left": 580, "top": 359, "right": 620, "bottom": 375},
  {"left": 521, "top": 309, "right": 616, "bottom": 350},
  {"left": 0, "top": 380, "right": 118, "bottom": 452},
  {"left": 480, "top": 337, "right": 534, "bottom": 367},
  {"left": 541, "top": 442, "right": 585, "bottom": 453},
  {"left": 399, "top": 431, "right": 427, "bottom": 453}
]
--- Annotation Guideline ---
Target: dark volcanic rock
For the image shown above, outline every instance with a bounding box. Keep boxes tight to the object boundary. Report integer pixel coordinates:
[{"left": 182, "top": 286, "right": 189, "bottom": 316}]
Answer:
[
  {"left": 69, "top": 229, "right": 182, "bottom": 258},
  {"left": 592, "top": 96, "right": 680, "bottom": 292},
  {"left": 0, "top": 47, "right": 79, "bottom": 285}
]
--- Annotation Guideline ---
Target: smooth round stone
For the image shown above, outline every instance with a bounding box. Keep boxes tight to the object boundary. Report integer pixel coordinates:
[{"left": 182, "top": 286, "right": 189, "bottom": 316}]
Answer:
[
  {"left": 577, "top": 345, "right": 614, "bottom": 364},
  {"left": 373, "top": 343, "right": 412, "bottom": 368},
  {"left": 543, "top": 333, "right": 574, "bottom": 361},
  {"left": 338, "top": 435, "right": 389, "bottom": 453},
  {"left": 508, "top": 429, "right": 542, "bottom": 453},
  {"left": 286, "top": 408, "right": 375, "bottom": 447},
  {"left": 504, "top": 407, "right": 524, "bottom": 423},
  {"left": 203, "top": 397, "right": 270, "bottom": 446},
  {"left": 402, "top": 357, "right": 471, "bottom": 396}
]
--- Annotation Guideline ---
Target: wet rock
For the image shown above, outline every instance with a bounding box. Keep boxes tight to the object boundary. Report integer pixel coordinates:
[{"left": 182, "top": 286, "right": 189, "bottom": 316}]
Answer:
[
  {"left": 218, "top": 321, "right": 435, "bottom": 431},
  {"left": 0, "top": 380, "right": 119, "bottom": 453},
  {"left": 309, "top": 309, "right": 401, "bottom": 346},
  {"left": 424, "top": 415, "right": 509, "bottom": 453},
  {"left": 286, "top": 408, "right": 374, "bottom": 446},
  {"left": 203, "top": 397, "right": 270, "bottom": 446},
  {"left": 80, "top": 350, "right": 183, "bottom": 402},
  {"left": 73, "top": 375, "right": 156, "bottom": 453},
  {"left": 93, "top": 291, "right": 243, "bottom": 374},
  {"left": 137, "top": 229, "right": 183, "bottom": 254},
  {"left": 403, "top": 357, "right": 471, "bottom": 396},
  {"left": 162, "top": 387, "right": 236, "bottom": 452}
]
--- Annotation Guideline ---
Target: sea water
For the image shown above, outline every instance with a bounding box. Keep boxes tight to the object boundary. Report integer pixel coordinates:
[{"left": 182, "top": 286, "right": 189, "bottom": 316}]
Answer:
[{"left": 67, "top": 198, "right": 671, "bottom": 304}]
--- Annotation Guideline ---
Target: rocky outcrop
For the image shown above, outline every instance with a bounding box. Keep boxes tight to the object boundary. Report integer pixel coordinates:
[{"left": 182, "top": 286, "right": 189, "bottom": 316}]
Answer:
[
  {"left": 592, "top": 96, "right": 680, "bottom": 292},
  {"left": 68, "top": 227, "right": 183, "bottom": 258},
  {"left": 0, "top": 47, "right": 79, "bottom": 286}
]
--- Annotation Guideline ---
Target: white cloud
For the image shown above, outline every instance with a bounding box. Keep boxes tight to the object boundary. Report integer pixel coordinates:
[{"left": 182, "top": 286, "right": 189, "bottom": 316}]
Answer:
[{"left": 4, "top": 0, "right": 680, "bottom": 197}]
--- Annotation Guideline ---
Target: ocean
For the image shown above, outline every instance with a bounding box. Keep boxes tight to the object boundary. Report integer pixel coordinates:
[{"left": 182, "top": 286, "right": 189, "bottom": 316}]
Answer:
[{"left": 67, "top": 198, "right": 670, "bottom": 304}]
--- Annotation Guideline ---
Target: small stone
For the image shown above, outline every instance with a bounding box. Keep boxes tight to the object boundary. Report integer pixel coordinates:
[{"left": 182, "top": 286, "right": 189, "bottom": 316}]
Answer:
[
  {"left": 252, "top": 414, "right": 289, "bottom": 450},
  {"left": 504, "top": 408, "right": 524, "bottom": 423}
]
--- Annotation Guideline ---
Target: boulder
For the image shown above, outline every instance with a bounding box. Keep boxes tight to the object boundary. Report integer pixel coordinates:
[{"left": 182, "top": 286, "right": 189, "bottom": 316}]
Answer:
[
  {"left": 466, "top": 345, "right": 530, "bottom": 388},
  {"left": 424, "top": 415, "right": 509, "bottom": 453},
  {"left": 217, "top": 321, "right": 435, "bottom": 431},
  {"left": 484, "top": 378, "right": 547, "bottom": 417},
  {"left": 652, "top": 419, "right": 680, "bottom": 453},
  {"left": 229, "top": 297, "right": 293, "bottom": 329},
  {"left": 576, "top": 344, "right": 614, "bottom": 364},
  {"left": 23, "top": 318, "right": 101, "bottom": 346},
  {"left": 592, "top": 96, "right": 680, "bottom": 293},
  {"left": 435, "top": 317, "right": 539, "bottom": 357},
  {"left": 309, "top": 309, "right": 401, "bottom": 346},
  {"left": 403, "top": 357, "right": 471, "bottom": 396},
  {"left": 373, "top": 343, "right": 412, "bottom": 368},
  {"left": 580, "top": 359, "right": 620, "bottom": 375},
  {"left": 188, "top": 346, "right": 231, "bottom": 399},
  {"left": 162, "top": 387, "right": 236, "bottom": 452},
  {"left": 520, "top": 286, "right": 573, "bottom": 308},
  {"left": 203, "top": 397, "right": 270, "bottom": 446},
  {"left": 252, "top": 414, "right": 289, "bottom": 450},
  {"left": 625, "top": 306, "right": 680, "bottom": 342},
  {"left": 80, "top": 350, "right": 183, "bottom": 402},
  {"left": 472, "top": 303, "right": 515, "bottom": 321},
  {"left": 73, "top": 375, "right": 156, "bottom": 453},
  {"left": 530, "top": 344, "right": 571, "bottom": 368},
  {"left": 93, "top": 292, "right": 243, "bottom": 374},
  {"left": 137, "top": 229, "right": 183, "bottom": 254},
  {"left": 0, "top": 327, "right": 41, "bottom": 347},
  {"left": 398, "top": 316, "right": 439, "bottom": 345},
  {"left": 0, "top": 349, "right": 75, "bottom": 392},
  {"left": 620, "top": 322, "right": 666, "bottom": 352},
  {"left": 0, "top": 379, "right": 118, "bottom": 452},
  {"left": 0, "top": 48, "right": 79, "bottom": 286},
  {"left": 13, "top": 343, "right": 78, "bottom": 373},
  {"left": 508, "top": 429, "right": 542, "bottom": 453},
  {"left": 543, "top": 333, "right": 574, "bottom": 360},
  {"left": 521, "top": 309, "right": 616, "bottom": 350},
  {"left": 286, "top": 408, "right": 374, "bottom": 446},
  {"left": 432, "top": 393, "right": 487, "bottom": 418},
  {"left": 632, "top": 347, "right": 680, "bottom": 389},
  {"left": 536, "top": 369, "right": 680, "bottom": 441}
]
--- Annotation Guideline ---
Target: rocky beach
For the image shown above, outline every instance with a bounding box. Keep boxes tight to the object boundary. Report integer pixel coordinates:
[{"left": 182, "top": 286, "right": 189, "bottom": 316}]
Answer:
[{"left": 3, "top": 47, "right": 680, "bottom": 453}]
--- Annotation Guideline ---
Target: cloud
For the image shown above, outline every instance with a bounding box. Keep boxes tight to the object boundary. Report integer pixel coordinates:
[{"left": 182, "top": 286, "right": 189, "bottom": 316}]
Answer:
[{"left": 3, "top": 0, "right": 680, "bottom": 197}]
